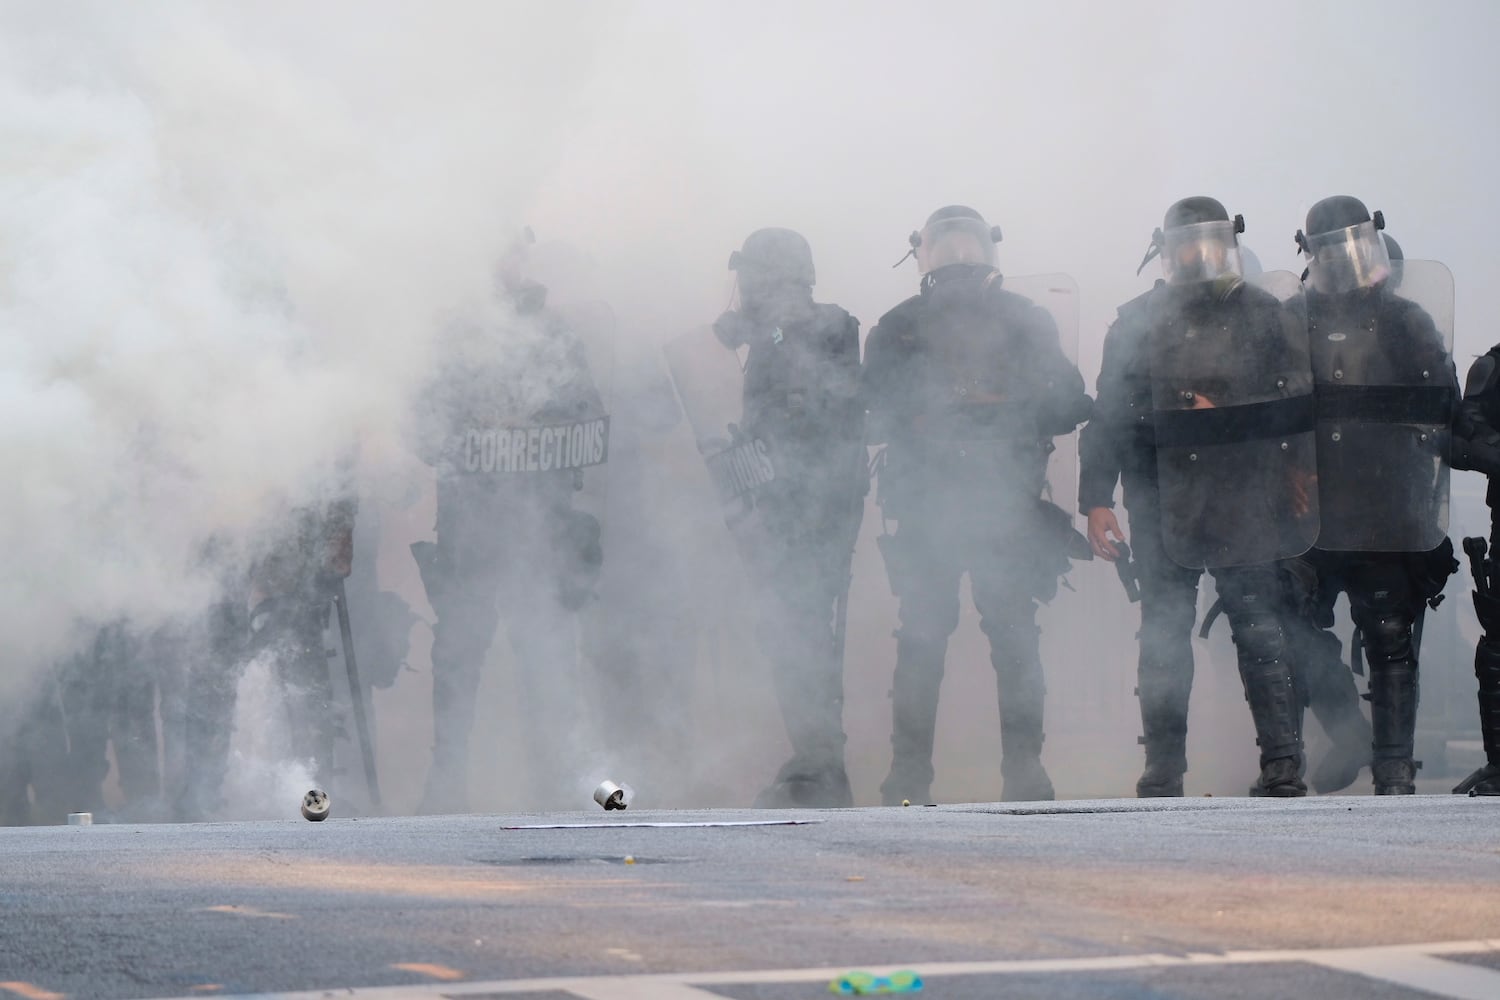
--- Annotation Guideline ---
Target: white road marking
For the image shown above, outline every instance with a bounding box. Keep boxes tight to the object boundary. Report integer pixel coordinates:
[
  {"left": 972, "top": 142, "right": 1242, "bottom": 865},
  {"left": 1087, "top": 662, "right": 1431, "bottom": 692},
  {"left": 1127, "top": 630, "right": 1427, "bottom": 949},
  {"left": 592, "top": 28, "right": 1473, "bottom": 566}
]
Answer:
[
  {"left": 196, "top": 905, "right": 297, "bottom": 920},
  {"left": 1310, "top": 948, "right": 1500, "bottom": 1000},
  {"left": 147, "top": 937, "right": 1500, "bottom": 1000},
  {"left": 566, "top": 983, "right": 720, "bottom": 1000},
  {"left": 500, "top": 819, "right": 824, "bottom": 830}
]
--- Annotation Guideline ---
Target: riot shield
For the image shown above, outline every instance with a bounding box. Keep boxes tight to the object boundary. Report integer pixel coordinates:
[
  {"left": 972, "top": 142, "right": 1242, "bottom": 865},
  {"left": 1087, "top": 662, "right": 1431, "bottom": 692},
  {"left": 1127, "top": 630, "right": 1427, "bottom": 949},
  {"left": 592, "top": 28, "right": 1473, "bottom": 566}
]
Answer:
[
  {"left": 1308, "top": 259, "right": 1454, "bottom": 552},
  {"left": 1150, "top": 270, "right": 1320, "bottom": 569},
  {"left": 662, "top": 327, "right": 782, "bottom": 579},
  {"left": 1001, "top": 273, "right": 1081, "bottom": 523},
  {"left": 425, "top": 302, "right": 612, "bottom": 618}
]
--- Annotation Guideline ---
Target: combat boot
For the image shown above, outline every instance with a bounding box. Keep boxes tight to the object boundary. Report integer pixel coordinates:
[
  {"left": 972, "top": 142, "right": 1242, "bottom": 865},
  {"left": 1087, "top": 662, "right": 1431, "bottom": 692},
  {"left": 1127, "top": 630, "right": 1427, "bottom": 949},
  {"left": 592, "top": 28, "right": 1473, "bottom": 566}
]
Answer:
[
  {"left": 1453, "top": 763, "right": 1500, "bottom": 795},
  {"left": 995, "top": 627, "right": 1053, "bottom": 802},
  {"left": 1235, "top": 628, "right": 1306, "bottom": 798},
  {"left": 418, "top": 763, "right": 469, "bottom": 815},
  {"left": 1137, "top": 757, "right": 1186, "bottom": 798},
  {"left": 1135, "top": 687, "right": 1188, "bottom": 798},
  {"left": 999, "top": 701, "right": 1053, "bottom": 802},
  {"left": 879, "top": 636, "right": 946, "bottom": 806},
  {"left": 1001, "top": 753, "right": 1055, "bottom": 802},
  {"left": 1249, "top": 756, "right": 1307, "bottom": 797},
  {"left": 1454, "top": 633, "right": 1500, "bottom": 795},
  {"left": 1372, "top": 759, "right": 1417, "bottom": 795},
  {"left": 760, "top": 629, "right": 853, "bottom": 809},
  {"left": 420, "top": 713, "right": 471, "bottom": 816},
  {"left": 754, "top": 761, "right": 854, "bottom": 809}
]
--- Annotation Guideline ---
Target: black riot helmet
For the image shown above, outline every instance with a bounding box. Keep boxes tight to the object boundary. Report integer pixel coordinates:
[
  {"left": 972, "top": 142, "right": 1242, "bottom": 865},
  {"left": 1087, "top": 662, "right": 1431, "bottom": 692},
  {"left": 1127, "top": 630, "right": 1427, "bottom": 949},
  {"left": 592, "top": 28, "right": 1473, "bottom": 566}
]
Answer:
[
  {"left": 1295, "top": 195, "right": 1391, "bottom": 294},
  {"left": 496, "top": 225, "right": 548, "bottom": 314},
  {"left": 728, "top": 227, "right": 816, "bottom": 317},
  {"left": 903, "top": 205, "right": 1002, "bottom": 274},
  {"left": 1137, "top": 196, "right": 1245, "bottom": 285},
  {"left": 729, "top": 227, "right": 816, "bottom": 287},
  {"left": 1383, "top": 232, "right": 1405, "bottom": 289}
]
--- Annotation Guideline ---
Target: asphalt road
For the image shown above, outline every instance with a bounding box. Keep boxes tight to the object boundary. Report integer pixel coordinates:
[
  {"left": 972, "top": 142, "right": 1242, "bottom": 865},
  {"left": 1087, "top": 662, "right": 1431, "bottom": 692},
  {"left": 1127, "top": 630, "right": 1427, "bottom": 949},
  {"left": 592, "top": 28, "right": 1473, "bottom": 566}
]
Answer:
[{"left": 2, "top": 796, "right": 1499, "bottom": 999}]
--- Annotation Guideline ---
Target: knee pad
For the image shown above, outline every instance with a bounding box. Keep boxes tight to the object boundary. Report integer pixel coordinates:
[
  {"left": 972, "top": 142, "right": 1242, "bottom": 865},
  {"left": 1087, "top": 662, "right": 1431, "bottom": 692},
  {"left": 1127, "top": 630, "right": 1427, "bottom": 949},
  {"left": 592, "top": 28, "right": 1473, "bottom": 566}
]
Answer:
[
  {"left": 1361, "top": 614, "right": 1415, "bottom": 665},
  {"left": 1228, "top": 609, "right": 1287, "bottom": 667},
  {"left": 1478, "top": 635, "right": 1500, "bottom": 683},
  {"left": 896, "top": 591, "right": 962, "bottom": 644},
  {"left": 1140, "top": 589, "right": 1198, "bottom": 643},
  {"left": 979, "top": 609, "right": 1040, "bottom": 647}
]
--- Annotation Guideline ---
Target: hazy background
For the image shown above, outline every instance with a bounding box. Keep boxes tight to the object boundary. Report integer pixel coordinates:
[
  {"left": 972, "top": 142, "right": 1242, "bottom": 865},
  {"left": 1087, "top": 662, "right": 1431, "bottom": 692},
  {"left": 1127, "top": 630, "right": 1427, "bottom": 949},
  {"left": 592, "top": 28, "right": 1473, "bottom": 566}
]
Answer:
[{"left": 2, "top": 0, "right": 1496, "bottom": 813}]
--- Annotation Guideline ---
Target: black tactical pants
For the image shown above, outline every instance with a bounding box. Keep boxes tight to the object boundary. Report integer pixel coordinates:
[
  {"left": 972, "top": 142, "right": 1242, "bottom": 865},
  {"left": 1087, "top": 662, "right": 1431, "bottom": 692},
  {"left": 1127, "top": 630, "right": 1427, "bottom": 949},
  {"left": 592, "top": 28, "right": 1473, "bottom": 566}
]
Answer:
[
  {"left": 1211, "top": 563, "right": 1303, "bottom": 768},
  {"left": 177, "top": 598, "right": 251, "bottom": 819},
  {"left": 1122, "top": 485, "right": 1203, "bottom": 775},
  {"left": 1301, "top": 550, "right": 1423, "bottom": 776},
  {"left": 748, "top": 493, "right": 862, "bottom": 783},
  {"left": 1466, "top": 538, "right": 1500, "bottom": 790},
  {"left": 878, "top": 517, "right": 1059, "bottom": 801},
  {"left": 423, "top": 518, "right": 583, "bottom": 812}
]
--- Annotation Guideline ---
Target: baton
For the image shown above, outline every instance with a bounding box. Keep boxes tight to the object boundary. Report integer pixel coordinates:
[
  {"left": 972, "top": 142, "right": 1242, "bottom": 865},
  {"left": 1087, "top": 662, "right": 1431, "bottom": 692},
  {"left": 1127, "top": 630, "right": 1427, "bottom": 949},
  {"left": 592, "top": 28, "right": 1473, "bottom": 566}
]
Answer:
[
  {"left": 1463, "top": 536, "right": 1490, "bottom": 597},
  {"left": 333, "top": 578, "right": 382, "bottom": 808}
]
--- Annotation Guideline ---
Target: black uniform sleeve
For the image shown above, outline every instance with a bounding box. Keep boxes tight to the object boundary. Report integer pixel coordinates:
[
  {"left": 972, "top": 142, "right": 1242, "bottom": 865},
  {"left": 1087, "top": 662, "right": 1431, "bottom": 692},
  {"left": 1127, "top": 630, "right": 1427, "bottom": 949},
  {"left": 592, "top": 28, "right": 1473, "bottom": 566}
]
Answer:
[
  {"left": 860, "top": 303, "right": 914, "bottom": 447},
  {"left": 1453, "top": 347, "right": 1500, "bottom": 477},
  {"left": 821, "top": 306, "right": 862, "bottom": 396}
]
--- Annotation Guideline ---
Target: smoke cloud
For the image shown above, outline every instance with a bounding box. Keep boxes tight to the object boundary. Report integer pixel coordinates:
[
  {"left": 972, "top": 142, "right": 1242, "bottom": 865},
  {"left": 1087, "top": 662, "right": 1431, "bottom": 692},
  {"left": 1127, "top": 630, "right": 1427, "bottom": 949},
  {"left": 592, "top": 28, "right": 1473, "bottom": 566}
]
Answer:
[{"left": 1, "top": 0, "right": 1496, "bottom": 816}]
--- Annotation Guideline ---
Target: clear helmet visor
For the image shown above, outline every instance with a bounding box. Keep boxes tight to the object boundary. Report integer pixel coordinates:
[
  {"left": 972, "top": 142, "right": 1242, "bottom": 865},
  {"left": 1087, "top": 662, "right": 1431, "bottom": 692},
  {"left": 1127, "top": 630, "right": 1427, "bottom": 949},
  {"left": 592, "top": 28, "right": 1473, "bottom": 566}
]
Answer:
[
  {"left": 916, "top": 217, "right": 997, "bottom": 273},
  {"left": 1303, "top": 220, "right": 1391, "bottom": 294},
  {"left": 1161, "top": 220, "right": 1242, "bottom": 286}
]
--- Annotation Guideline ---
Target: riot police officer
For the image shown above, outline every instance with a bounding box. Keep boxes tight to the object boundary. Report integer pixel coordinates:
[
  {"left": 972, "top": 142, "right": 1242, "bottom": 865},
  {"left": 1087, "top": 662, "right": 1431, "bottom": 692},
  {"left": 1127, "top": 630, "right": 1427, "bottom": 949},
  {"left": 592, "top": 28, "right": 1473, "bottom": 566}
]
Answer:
[
  {"left": 1112, "top": 197, "right": 1321, "bottom": 796},
  {"left": 1292, "top": 196, "right": 1459, "bottom": 795},
  {"left": 1081, "top": 199, "right": 1211, "bottom": 798},
  {"left": 1439, "top": 345, "right": 1500, "bottom": 795},
  {"left": 414, "top": 247, "right": 606, "bottom": 813},
  {"left": 1085, "top": 197, "right": 1371, "bottom": 797},
  {"left": 703, "top": 228, "right": 865, "bottom": 808},
  {"left": 863, "top": 206, "right": 1091, "bottom": 804}
]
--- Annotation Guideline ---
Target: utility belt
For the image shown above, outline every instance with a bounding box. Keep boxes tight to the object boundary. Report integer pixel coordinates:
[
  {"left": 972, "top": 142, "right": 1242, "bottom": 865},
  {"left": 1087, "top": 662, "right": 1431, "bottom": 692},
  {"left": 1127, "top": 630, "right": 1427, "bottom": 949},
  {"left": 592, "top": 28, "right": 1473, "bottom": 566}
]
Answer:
[
  {"left": 875, "top": 497, "right": 1089, "bottom": 599},
  {"left": 1198, "top": 541, "right": 1459, "bottom": 671}
]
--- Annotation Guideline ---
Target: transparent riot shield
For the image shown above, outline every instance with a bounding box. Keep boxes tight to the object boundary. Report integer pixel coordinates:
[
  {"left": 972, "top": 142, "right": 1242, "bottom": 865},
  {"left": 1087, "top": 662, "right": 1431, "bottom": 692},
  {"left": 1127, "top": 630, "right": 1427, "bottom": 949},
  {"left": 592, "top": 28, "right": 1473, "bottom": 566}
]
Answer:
[
  {"left": 1307, "top": 259, "right": 1455, "bottom": 552},
  {"left": 1150, "top": 270, "right": 1320, "bottom": 569},
  {"left": 662, "top": 327, "right": 781, "bottom": 579},
  {"left": 1002, "top": 273, "right": 1081, "bottom": 523}
]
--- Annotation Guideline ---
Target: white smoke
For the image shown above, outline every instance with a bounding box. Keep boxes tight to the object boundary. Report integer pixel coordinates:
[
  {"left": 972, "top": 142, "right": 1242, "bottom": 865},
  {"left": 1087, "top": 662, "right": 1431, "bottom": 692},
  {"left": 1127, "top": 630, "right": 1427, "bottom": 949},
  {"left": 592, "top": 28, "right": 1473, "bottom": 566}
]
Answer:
[
  {"left": 3, "top": 1, "right": 1498, "bottom": 815},
  {"left": 0, "top": 3, "right": 616, "bottom": 686}
]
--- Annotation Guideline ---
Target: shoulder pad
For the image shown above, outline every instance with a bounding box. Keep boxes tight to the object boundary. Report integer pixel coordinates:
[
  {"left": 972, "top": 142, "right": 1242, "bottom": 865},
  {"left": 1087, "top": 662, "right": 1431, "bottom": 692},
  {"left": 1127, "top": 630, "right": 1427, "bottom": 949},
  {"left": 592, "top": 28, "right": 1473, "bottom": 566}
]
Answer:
[
  {"left": 872, "top": 295, "right": 922, "bottom": 335},
  {"left": 813, "top": 302, "right": 859, "bottom": 333},
  {"left": 1114, "top": 284, "right": 1161, "bottom": 322},
  {"left": 1466, "top": 354, "right": 1499, "bottom": 400}
]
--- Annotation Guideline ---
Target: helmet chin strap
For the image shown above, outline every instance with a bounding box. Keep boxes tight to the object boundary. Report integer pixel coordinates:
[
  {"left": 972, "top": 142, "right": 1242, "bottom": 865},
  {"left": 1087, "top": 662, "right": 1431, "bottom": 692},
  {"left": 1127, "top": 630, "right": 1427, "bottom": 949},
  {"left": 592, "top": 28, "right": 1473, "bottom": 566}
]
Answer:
[{"left": 1136, "top": 228, "right": 1165, "bottom": 276}]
